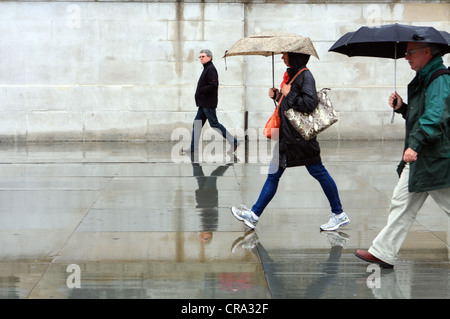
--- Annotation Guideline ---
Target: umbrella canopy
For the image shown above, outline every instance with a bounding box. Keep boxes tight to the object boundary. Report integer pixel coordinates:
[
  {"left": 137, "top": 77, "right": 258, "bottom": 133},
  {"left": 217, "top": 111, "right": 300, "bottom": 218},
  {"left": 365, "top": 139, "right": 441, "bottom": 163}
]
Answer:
[
  {"left": 329, "top": 23, "right": 450, "bottom": 59},
  {"left": 224, "top": 31, "right": 319, "bottom": 59},
  {"left": 224, "top": 31, "right": 319, "bottom": 90}
]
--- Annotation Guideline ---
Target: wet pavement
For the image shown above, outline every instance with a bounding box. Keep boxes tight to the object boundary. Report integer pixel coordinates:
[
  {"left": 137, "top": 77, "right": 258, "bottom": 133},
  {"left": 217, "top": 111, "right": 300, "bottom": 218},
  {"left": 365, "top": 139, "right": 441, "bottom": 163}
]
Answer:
[{"left": 0, "top": 140, "right": 449, "bottom": 300}]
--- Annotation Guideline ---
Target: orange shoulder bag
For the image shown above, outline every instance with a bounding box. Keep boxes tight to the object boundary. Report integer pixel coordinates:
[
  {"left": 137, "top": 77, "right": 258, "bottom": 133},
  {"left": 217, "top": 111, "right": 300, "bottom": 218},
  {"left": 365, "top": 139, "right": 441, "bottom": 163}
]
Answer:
[{"left": 263, "top": 68, "right": 307, "bottom": 140}]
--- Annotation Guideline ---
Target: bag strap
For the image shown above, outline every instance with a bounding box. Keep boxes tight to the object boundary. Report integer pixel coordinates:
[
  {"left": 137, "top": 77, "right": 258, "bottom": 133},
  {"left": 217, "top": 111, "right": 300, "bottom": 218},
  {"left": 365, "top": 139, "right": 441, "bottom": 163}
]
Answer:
[
  {"left": 289, "top": 67, "right": 308, "bottom": 85},
  {"left": 425, "top": 67, "right": 450, "bottom": 89},
  {"left": 278, "top": 68, "right": 308, "bottom": 106}
]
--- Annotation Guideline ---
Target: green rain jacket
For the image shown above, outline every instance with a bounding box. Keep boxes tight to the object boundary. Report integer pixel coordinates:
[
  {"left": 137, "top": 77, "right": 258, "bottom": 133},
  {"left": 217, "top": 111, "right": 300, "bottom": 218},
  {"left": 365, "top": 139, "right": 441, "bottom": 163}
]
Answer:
[{"left": 395, "top": 56, "right": 450, "bottom": 192}]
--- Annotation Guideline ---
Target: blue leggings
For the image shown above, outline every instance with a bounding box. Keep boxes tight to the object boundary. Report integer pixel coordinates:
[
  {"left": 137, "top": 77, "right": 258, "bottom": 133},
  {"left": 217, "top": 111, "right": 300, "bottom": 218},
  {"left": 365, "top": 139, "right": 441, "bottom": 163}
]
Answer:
[{"left": 251, "top": 162, "right": 343, "bottom": 216}]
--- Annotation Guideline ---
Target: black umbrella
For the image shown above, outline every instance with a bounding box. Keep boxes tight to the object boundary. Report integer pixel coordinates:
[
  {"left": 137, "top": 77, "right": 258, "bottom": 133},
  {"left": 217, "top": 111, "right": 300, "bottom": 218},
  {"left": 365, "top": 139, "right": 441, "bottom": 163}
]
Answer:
[
  {"left": 329, "top": 23, "right": 450, "bottom": 58},
  {"left": 329, "top": 23, "right": 450, "bottom": 122}
]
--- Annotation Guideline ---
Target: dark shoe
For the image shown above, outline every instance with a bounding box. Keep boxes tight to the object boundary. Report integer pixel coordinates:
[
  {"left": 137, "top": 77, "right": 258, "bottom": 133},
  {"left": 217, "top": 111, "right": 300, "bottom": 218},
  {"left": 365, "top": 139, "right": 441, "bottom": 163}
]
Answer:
[
  {"left": 354, "top": 249, "right": 393, "bottom": 268},
  {"left": 234, "top": 141, "right": 240, "bottom": 152}
]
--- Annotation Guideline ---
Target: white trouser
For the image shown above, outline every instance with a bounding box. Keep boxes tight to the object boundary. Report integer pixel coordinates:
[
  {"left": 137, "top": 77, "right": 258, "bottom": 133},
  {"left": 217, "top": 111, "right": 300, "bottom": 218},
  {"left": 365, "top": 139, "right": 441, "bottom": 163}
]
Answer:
[{"left": 369, "top": 164, "right": 450, "bottom": 265}]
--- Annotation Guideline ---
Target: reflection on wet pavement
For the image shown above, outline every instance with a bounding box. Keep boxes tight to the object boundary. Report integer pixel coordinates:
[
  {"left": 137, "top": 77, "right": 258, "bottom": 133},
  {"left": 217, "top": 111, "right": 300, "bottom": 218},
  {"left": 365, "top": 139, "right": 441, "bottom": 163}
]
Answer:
[{"left": 0, "top": 141, "right": 448, "bottom": 299}]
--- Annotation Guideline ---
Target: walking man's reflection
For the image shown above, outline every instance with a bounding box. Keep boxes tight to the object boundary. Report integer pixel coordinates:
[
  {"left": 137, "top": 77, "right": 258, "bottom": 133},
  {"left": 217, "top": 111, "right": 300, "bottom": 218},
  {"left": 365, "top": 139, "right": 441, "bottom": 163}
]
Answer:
[{"left": 192, "top": 161, "right": 232, "bottom": 243}]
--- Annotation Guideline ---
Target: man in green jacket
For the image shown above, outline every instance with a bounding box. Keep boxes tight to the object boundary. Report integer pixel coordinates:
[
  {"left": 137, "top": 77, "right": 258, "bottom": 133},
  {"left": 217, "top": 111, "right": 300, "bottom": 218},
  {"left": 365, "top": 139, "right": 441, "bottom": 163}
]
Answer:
[{"left": 355, "top": 42, "right": 450, "bottom": 268}]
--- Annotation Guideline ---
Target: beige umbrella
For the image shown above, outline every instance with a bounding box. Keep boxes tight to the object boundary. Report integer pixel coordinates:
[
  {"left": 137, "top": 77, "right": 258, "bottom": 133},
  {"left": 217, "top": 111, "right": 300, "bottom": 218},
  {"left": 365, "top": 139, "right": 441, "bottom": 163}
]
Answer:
[
  {"left": 224, "top": 31, "right": 319, "bottom": 87},
  {"left": 224, "top": 31, "right": 319, "bottom": 58}
]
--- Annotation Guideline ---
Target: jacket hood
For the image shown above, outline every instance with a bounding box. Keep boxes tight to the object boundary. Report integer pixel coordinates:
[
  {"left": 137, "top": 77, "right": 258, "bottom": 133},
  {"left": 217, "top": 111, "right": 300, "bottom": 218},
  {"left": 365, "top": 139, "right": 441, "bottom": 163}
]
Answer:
[
  {"left": 287, "top": 53, "right": 310, "bottom": 79},
  {"left": 287, "top": 52, "right": 310, "bottom": 70}
]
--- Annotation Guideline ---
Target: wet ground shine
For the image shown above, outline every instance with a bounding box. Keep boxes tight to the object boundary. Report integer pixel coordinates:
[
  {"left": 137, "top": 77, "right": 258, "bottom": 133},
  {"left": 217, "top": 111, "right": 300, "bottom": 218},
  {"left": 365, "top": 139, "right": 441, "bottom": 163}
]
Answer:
[{"left": 0, "top": 140, "right": 448, "bottom": 299}]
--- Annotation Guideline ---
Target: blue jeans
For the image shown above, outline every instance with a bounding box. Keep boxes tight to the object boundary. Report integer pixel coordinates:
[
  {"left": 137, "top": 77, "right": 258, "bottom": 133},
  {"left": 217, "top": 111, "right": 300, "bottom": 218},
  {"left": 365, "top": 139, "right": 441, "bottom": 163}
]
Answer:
[
  {"left": 252, "top": 162, "right": 343, "bottom": 216},
  {"left": 190, "top": 107, "right": 237, "bottom": 150}
]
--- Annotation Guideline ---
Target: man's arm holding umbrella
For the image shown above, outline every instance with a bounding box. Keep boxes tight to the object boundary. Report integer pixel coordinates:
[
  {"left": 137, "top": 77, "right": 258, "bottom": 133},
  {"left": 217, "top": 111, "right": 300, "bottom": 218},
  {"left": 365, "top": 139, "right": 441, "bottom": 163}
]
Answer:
[
  {"left": 389, "top": 92, "right": 408, "bottom": 118},
  {"left": 389, "top": 77, "right": 450, "bottom": 163},
  {"left": 388, "top": 92, "right": 418, "bottom": 163}
]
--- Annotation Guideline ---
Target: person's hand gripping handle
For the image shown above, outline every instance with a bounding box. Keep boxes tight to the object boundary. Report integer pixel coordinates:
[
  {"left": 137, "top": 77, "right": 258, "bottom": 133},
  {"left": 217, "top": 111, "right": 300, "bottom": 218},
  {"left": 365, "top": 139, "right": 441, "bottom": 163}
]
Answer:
[{"left": 389, "top": 91, "right": 402, "bottom": 123}]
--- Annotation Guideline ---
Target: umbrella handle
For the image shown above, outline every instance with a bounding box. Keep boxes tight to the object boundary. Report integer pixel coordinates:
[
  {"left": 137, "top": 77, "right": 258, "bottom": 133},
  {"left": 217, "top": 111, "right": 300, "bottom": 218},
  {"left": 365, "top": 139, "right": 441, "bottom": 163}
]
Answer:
[
  {"left": 272, "top": 53, "right": 276, "bottom": 107},
  {"left": 391, "top": 99, "right": 396, "bottom": 124},
  {"left": 272, "top": 53, "right": 275, "bottom": 88},
  {"left": 391, "top": 44, "right": 398, "bottom": 124}
]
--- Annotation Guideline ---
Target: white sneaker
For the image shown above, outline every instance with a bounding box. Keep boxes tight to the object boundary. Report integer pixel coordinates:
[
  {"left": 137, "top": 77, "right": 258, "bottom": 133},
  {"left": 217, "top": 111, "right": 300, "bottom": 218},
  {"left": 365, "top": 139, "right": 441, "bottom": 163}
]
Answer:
[
  {"left": 230, "top": 205, "right": 259, "bottom": 229},
  {"left": 320, "top": 212, "right": 350, "bottom": 231}
]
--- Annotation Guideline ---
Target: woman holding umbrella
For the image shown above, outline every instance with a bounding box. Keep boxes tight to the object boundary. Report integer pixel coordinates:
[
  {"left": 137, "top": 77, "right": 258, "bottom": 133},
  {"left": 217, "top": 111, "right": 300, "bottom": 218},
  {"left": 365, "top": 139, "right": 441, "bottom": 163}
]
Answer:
[{"left": 230, "top": 52, "right": 350, "bottom": 231}]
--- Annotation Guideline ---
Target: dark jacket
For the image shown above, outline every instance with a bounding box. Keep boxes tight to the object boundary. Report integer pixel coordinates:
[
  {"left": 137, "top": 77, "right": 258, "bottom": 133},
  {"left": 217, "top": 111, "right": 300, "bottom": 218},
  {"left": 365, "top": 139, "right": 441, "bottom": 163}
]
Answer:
[
  {"left": 395, "top": 56, "right": 450, "bottom": 192},
  {"left": 277, "top": 67, "right": 321, "bottom": 168},
  {"left": 195, "top": 61, "right": 219, "bottom": 108}
]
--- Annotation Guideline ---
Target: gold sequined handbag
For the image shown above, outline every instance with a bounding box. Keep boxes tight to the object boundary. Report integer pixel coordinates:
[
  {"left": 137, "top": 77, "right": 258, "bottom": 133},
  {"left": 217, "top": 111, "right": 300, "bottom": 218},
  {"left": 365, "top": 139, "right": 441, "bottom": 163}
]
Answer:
[{"left": 284, "top": 88, "right": 338, "bottom": 140}]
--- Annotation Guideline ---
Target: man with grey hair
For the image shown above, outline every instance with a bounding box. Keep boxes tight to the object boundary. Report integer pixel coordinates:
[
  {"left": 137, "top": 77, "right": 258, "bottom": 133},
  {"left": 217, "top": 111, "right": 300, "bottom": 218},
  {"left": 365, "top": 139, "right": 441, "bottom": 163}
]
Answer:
[
  {"left": 187, "top": 49, "right": 239, "bottom": 155},
  {"left": 355, "top": 42, "right": 450, "bottom": 268}
]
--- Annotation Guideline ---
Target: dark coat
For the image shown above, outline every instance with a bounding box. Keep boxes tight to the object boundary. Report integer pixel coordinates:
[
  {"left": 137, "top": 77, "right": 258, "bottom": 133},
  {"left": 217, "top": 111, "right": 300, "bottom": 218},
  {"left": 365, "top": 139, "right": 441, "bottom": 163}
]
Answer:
[
  {"left": 277, "top": 67, "right": 321, "bottom": 168},
  {"left": 195, "top": 61, "right": 219, "bottom": 108}
]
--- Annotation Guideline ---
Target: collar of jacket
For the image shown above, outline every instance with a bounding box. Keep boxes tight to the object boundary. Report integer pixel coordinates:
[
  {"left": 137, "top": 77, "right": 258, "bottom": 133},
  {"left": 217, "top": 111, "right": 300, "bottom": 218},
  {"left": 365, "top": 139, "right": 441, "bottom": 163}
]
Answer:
[
  {"left": 418, "top": 56, "right": 444, "bottom": 83},
  {"left": 409, "top": 56, "right": 444, "bottom": 96},
  {"left": 203, "top": 61, "right": 213, "bottom": 68},
  {"left": 286, "top": 66, "right": 307, "bottom": 80}
]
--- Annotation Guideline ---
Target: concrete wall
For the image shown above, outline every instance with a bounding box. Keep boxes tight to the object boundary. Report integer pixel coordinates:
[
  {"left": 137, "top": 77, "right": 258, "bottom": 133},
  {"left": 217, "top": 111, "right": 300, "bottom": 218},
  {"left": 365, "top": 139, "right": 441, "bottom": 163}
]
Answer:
[{"left": 0, "top": 1, "right": 449, "bottom": 142}]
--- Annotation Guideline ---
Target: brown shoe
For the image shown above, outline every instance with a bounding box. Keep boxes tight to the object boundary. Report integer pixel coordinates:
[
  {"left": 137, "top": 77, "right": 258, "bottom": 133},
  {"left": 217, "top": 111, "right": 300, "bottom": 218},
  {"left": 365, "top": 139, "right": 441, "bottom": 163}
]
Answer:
[{"left": 354, "top": 249, "right": 393, "bottom": 268}]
